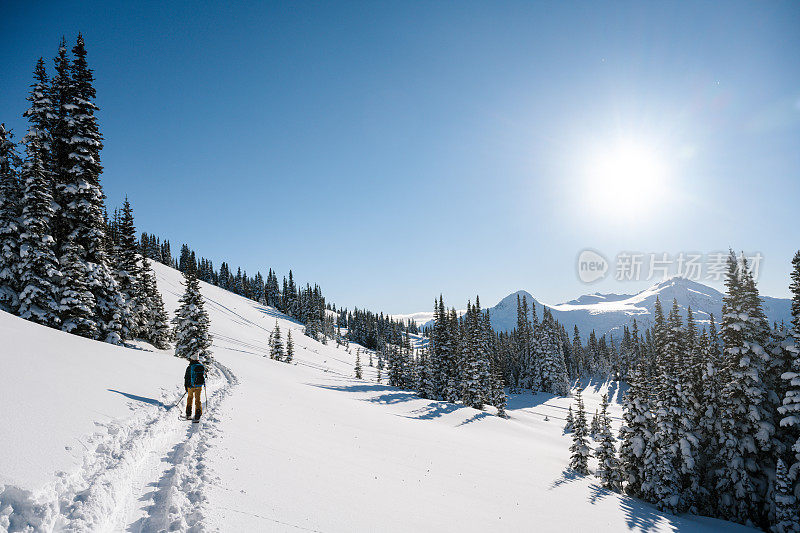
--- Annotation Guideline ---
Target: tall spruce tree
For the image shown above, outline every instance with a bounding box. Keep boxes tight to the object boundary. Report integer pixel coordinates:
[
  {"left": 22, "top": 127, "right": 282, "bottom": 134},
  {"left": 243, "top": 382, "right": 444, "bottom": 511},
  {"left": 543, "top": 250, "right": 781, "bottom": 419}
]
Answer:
[
  {"left": 52, "top": 35, "right": 130, "bottom": 344},
  {"left": 716, "top": 252, "right": 772, "bottom": 527},
  {"left": 0, "top": 124, "right": 22, "bottom": 312},
  {"left": 173, "top": 265, "right": 212, "bottom": 362},
  {"left": 138, "top": 257, "right": 171, "bottom": 349},
  {"left": 569, "top": 388, "right": 591, "bottom": 474},
  {"left": 59, "top": 237, "right": 97, "bottom": 338},
  {"left": 355, "top": 348, "right": 363, "bottom": 379},
  {"left": 779, "top": 251, "right": 800, "bottom": 501},
  {"left": 618, "top": 360, "right": 652, "bottom": 497},
  {"left": 271, "top": 320, "right": 285, "bottom": 361},
  {"left": 113, "top": 197, "right": 142, "bottom": 336},
  {"left": 595, "top": 393, "right": 623, "bottom": 491},
  {"left": 17, "top": 136, "right": 61, "bottom": 326},
  {"left": 772, "top": 458, "right": 799, "bottom": 533},
  {"left": 539, "top": 308, "right": 570, "bottom": 396},
  {"left": 286, "top": 329, "right": 294, "bottom": 363},
  {"left": 640, "top": 297, "right": 667, "bottom": 504}
]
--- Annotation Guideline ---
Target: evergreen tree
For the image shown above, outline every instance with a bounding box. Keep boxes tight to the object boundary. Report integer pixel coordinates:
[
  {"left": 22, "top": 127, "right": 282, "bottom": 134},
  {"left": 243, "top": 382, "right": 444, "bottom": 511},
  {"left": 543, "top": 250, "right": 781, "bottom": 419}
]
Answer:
[
  {"left": 590, "top": 409, "right": 601, "bottom": 437},
  {"left": 173, "top": 266, "right": 212, "bottom": 362},
  {"left": 355, "top": 348, "right": 363, "bottom": 379},
  {"left": 461, "top": 300, "right": 489, "bottom": 409},
  {"left": 716, "top": 252, "right": 773, "bottom": 526},
  {"left": 564, "top": 405, "right": 575, "bottom": 433},
  {"left": 491, "top": 369, "right": 507, "bottom": 418},
  {"left": 595, "top": 393, "right": 623, "bottom": 491},
  {"left": 113, "top": 197, "right": 142, "bottom": 336},
  {"left": 138, "top": 257, "right": 171, "bottom": 349},
  {"left": 285, "top": 329, "right": 294, "bottom": 363},
  {"left": 539, "top": 309, "right": 570, "bottom": 396},
  {"left": 569, "top": 388, "right": 591, "bottom": 474},
  {"left": 772, "top": 458, "right": 799, "bottom": 533},
  {"left": 52, "top": 35, "right": 130, "bottom": 344},
  {"left": 270, "top": 320, "right": 284, "bottom": 361},
  {"left": 58, "top": 237, "right": 96, "bottom": 338},
  {"left": 572, "top": 325, "right": 583, "bottom": 376},
  {"left": 696, "top": 318, "right": 723, "bottom": 514},
  {"left": 618, "top": 361, "right": 652, "bottom": 497},
  {"left": 779, "top": 251, "right": 800, "bottom": 501},
  {"left": 649, "top": 299, "right": 685, "bottom": 514},
  {"left": 0, "top": 124, "right": 22, "bottom": 312},
  {"left": 17, "top": 136, "right": 61, "bottom": 326}
]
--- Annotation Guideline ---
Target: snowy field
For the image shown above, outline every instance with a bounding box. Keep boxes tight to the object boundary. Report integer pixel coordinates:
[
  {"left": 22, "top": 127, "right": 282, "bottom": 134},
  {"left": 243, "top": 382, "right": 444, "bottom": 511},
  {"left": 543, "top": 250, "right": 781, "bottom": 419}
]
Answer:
[{"left": 0, "top": 262, "right": 755, "bottom": 532}]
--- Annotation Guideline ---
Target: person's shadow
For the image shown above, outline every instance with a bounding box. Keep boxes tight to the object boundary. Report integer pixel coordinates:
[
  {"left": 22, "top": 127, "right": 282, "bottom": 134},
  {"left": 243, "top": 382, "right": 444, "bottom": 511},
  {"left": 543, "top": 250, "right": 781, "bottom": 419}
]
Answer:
[{"left": 107, "top": 389, "right": 166, "bottom": 408}]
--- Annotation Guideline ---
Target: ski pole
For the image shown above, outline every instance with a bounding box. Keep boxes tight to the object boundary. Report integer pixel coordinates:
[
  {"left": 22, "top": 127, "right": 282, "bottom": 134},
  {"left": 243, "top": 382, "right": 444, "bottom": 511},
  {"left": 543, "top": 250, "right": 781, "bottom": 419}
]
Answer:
[
  {"left": 168, "top": 390, "right": 187, "bottom": 411},
  {"left": 204, "top": 383, "right": 208, "bottom": 412}
]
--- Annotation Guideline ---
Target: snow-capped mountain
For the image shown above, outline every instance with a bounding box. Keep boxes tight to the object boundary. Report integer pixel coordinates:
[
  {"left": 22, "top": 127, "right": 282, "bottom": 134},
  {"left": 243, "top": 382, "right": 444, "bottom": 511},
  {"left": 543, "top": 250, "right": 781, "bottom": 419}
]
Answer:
[{"left": 423, "top": 277, "right": 792, "bottom": 340}]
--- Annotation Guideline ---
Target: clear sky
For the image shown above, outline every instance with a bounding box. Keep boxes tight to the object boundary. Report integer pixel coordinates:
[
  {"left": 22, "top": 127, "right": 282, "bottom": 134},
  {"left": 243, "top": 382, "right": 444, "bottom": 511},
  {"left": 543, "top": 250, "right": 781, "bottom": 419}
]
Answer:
[{"left": 2, "top": 1, "right": 799, "bottom": 313}]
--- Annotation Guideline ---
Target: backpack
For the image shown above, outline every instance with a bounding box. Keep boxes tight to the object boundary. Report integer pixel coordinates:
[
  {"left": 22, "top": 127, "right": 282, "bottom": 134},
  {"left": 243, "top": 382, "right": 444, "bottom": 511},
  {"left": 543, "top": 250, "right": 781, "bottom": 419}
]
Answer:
[{"left": 189, "top": 362, "right": 205, "bottom": 388}]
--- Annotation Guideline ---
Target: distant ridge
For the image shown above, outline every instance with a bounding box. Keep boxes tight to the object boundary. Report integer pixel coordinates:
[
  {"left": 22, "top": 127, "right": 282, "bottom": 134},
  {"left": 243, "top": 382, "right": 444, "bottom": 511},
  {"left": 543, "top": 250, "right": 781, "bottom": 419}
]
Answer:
[{"left": 416, "top": 277, "right": 792, "bottom": 340}]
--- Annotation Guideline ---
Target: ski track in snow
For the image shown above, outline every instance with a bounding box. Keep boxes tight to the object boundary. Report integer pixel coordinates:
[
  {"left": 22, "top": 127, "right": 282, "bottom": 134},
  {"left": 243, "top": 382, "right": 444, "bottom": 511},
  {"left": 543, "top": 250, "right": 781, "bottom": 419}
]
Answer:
[{"left": 1, "top": 360, "right": 237, "bottom": 533}]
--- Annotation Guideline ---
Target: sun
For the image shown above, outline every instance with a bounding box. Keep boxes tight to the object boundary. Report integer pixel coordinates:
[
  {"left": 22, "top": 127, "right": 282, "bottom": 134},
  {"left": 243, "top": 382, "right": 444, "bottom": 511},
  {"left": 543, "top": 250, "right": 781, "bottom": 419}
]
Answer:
[{"left": 585, "top": 139, "right": 667, "bottom": 219}]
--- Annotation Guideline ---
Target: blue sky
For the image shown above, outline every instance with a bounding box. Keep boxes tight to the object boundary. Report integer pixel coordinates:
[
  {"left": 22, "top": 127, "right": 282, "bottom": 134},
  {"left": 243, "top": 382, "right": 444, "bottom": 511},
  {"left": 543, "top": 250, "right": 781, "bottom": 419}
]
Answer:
[{"left": 2, "top": 1, "right": 799, "bottom": 313}]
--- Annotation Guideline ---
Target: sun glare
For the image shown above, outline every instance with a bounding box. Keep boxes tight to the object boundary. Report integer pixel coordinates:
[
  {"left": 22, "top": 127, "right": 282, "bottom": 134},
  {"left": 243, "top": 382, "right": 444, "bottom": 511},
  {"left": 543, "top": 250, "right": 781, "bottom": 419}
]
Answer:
[{"left": 585, "top": 139, "right": 668, "bottom": 219}]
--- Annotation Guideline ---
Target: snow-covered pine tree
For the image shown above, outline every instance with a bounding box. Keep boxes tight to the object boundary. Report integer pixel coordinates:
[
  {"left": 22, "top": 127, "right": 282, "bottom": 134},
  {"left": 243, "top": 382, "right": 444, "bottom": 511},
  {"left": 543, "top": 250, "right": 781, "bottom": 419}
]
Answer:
[
  {"left": 0, "top": 124, "right": 22, "bottom": 313},
  {"left": 564, "top": 405, "right": 575, "bottom": 433},
  {"left": 17, "top": 135, "right": 61, "bottom": 327},
  {"left": 173, "top": 265, "right": 212, "bottom": 362},
  {"left": 590, "top": 409, "right": 601, "bottom": 437},
  {"left": 595, "top": 393, "right": 623, "bottom": 491},
  {"left": 271, "top": 320, "right": 284, "bottom": 361},
  {"left": 58, "top": 237, "right": 97, "bottom": 338},
  {"left": 778, "top": 250, "right": 800, "bottom": 503},
  {"left": 430, "top": 296, "right": 447, "bottom": 399},
  {"left": 572, "top": 325, "right": 583, "bottom": 377},
  {"left": 138, "top": 257, "right": 171, "bottom": 349},
  {"left": 445, "top": 307, "right": 462, "bottom": 403},
  {"left": 640, "top": 297, "right": 667, "bottom": 505},
  {"left": 772, "top": 458, "right": 799, "bottom": 533},
  {"left": 677, "top": 305, "right": 702, "bottom": 513},
  {"left": 267, "top": 329, "right": 275, "bottom": 358},
  {"left": 539, "top": 308, "right": 570, "bottom": 396},
  {"left": 53, "top": 35, "right": 131, "bottom": 344},
  {"left": 716, "top": 251, "right": 773, "bottom": 527},
  {"left": 355, "top": 348, "right": 363, "bottom": 379},
  {"left": 648, "top": 299, "right": 685, "bottom": 514},
  {"left": 528, "top": 302, "right": 544, "bottom": 391},
  {"left": 112, "top": 197, "right": 142, "bottom": 336},
  {"left": 461, "top": 300, "right": 488, "bottom": 409},
  {"left": 569, "top": 388, "right": 591, "bottom": 474},
  {"left": 695, "top": 319, "right": 723, "bottom": 515},
  {"left": 23, "top": 58, "right": 53, "bottom": 169},
  {"left": 491, "top": 368, "right": 508, "bottom": 418},
  {"left": 285, "top": 329, "right": 294, "bottom": 363},
  {"left": 618, "top": 360, "right": 652, "bottom": 497}
]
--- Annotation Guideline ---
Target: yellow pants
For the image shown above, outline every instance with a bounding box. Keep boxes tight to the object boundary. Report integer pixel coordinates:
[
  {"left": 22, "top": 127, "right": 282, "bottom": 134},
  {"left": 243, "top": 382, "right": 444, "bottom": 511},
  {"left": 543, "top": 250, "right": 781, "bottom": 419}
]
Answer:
[{"left": 186, "top": 387, "right": 202, "bottom": 418}]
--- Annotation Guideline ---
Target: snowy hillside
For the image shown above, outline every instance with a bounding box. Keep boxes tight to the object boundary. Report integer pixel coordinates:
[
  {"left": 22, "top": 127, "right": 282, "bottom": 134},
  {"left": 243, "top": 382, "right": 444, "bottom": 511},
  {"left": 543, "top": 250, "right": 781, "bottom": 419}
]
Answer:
[
  {"left": 0, "top": 263, "right": 755, "bottom": 532},
  {"left": 419, "top": 277, "right": 791, "bottom": 340}
]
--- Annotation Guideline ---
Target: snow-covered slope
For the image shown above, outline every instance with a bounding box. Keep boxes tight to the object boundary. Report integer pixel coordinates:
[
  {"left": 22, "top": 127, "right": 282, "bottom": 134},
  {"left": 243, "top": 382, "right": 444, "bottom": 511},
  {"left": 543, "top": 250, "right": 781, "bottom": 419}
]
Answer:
[
  {"left": 420, "top": 277, "right": 791, "bottom": 340},
  {"left": 0, "top": 263, "right": 755, "bottom": 532}
]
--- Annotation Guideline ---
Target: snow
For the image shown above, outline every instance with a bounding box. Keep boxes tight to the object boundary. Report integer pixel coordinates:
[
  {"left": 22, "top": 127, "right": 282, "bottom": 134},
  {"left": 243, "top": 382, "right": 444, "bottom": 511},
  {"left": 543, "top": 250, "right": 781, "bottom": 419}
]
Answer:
[{"left": 0, "top": 263, "right": 757, "bottom": 532}]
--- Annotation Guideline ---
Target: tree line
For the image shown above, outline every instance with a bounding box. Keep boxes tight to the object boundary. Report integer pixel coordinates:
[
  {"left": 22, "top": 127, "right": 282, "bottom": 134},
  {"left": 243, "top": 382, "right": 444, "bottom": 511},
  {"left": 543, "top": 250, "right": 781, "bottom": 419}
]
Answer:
[
  {"left": 566, "top": 251, "right": 800, "bottom": 532},
  {"left": 0, "top": 36, "right": 170, "bottom": 349}
]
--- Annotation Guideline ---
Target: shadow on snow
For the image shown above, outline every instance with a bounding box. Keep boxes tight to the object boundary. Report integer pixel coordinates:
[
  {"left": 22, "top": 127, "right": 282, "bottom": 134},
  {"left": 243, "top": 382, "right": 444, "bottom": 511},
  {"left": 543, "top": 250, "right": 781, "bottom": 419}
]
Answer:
[
  {"left": 107, "top": 389, "right": 165, "bottom": 409},
  {"left": 309, "top": 382, "right": 493, "bottom": 422}
]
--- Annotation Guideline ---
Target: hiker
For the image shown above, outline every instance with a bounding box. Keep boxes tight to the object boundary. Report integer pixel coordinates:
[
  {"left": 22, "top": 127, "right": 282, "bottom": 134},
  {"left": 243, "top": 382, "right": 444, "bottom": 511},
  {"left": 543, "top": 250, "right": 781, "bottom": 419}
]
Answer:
[{"left": 184, "top": 355, "right": 206, "bottom": 420}]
